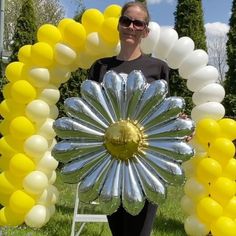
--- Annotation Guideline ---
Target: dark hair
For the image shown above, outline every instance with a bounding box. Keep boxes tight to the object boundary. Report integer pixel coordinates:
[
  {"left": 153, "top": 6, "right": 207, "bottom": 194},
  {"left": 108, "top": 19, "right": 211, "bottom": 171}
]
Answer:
[{"left": 121, "top": 1, "right": 150, "bottom": 24}]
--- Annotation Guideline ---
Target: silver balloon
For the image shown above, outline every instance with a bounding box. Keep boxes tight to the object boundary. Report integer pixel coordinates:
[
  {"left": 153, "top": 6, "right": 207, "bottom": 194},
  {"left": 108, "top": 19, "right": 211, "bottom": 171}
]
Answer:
[{"left": 52, "top": 70, "right": 195, "bottom": 216}]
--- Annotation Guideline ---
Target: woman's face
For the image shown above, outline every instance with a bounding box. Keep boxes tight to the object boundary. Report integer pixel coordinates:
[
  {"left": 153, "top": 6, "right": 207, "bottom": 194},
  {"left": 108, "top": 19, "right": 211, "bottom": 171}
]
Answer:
[{"left": 118, "top": 6, "right": 149, "bottom": 45}]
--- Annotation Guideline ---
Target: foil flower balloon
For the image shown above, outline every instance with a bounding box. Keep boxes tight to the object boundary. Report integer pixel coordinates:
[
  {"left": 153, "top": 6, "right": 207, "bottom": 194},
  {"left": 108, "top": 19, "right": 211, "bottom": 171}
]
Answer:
[{"left": 52, "top": 70, "right": 194, "bottom": 215}]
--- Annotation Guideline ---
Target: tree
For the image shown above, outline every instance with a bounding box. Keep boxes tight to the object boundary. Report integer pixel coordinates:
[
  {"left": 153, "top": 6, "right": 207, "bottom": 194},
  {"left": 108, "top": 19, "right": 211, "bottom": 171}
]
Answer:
[
  {"left": 223, "top": 0, "right": 236, "bottom": 117},
  {"left": 207, "top": 33, "right": 228, "bottom": 85},
  {"left": 170, "top": 0, "right": 207, "bottom": 114},
  {"left": 9, "top": 0, "right": 37, "bottom": 62},
  {"left": 4, "top": 0, "right": 65, "bottom": 52}
]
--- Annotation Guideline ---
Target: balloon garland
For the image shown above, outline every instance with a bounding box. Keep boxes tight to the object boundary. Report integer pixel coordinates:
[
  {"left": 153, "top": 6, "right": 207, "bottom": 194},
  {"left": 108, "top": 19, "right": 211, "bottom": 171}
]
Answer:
[{"left": 0, "top": 3, "right": 234, "bottom": 234}]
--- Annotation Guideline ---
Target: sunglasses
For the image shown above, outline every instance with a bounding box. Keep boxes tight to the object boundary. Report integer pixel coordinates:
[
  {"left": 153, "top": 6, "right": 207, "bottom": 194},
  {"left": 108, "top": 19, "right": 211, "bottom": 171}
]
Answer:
[{"left": 119, "top": 15, "right": 147, "bottom": 31}]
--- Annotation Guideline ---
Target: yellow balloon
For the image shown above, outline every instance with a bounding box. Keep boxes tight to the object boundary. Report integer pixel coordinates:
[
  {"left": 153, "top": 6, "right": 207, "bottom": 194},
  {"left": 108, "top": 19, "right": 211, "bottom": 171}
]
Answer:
[
  {"left": 9, "top": 190, "right": 35, "bottom": 214},
  {"left": 11, "top": 80, "right": 37, "bottom": 104},
  {"left": 224, "top": 196, "right": 236, "bottom": 218},
  {"left": 211, "top": 216, "right": 236, "bottom": 236},
  {"left": 0, "top": 155, "right": 11, "bottom": 171},
  {"left": 222, "top": 158, "right": 236, "bottom": 180},
  {"left": 23, "top": 171, "right": 48, "bottom": 195},
  {"left": 5, "top": 61, "right": 25, "bottom": 83},
  {"left": 31, "top": 42, "right": 54, "bottom": 67},
  {"left": 0, "top": 206, "right": 25, "bottom": 226},
  {"left": 0, "top": 192, "right": 10, "bottom": 206},
  {"left": 2, "top": 83, "right": 12, "bottom": 99},
  {"left": 9, "top": 116, "right": 35, "bottom": 140},
  {"left": 208, "top": 138, "right": 235, "bottom": 165},
  {"left": 81, "top": 9, "right": 104, "bottom": 33},
  {"left": 63, "top": 21, "right": 86, "bottom": 49},
  {"left": 218, "top": 118, "right": 236, "bottom": 141},
  {"left": 57, "top": 18, "right": 75, "bottom": 36},
  {"left": 196, "top": 197, "right": 223, "bottom": 224},
  {"left": 37, "top": 24, "right": 62, "bottom": 46},
  {"left": 103, "top": 4, "right": 121, "bottom": 18},
  {"left": 0, "top": 135, "right": 19, "bottom": 157},
  {"left": 0, "top": 99, "right": 25, "bottom": 119},
  {"left": 196, "top": 157, "right": 222, "bottom": 184},
  {"left": 0, "top": 119, "right": 10, "bottom": 136},
  {"left": 18, "top": 45, "right": 32, "bottom": 64},
  {"left": 99, "top": 17, "right": 119, "bottom": 45},
  {"left": 210, "top": 177, "right": 236, "bottom": 205},
  {"left": 195, "top": 118, "right": 221, "bottom": 144},
  {"left": 9, "top": 153, "right": 36, "bottom": 177},
  {"left": 0, "top": 171, "right": 18, "bottom": 195}
]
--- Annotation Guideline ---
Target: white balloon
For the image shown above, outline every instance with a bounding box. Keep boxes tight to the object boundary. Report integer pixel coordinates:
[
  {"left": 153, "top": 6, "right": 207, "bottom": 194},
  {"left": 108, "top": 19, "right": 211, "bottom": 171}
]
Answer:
[
  {"left": 192, "top": 83, "right": 225, "bottom": 105},
  {"left": 167, "top": 36, "right": 195, "bottom": 69},
  {"left": 26, "top": 99, "right": 50, "bottom": 122},
  {"left": 23, "top": 170, "right": 48, "bottom": 195},
  {"left": 28, "top": 68, "right": 50, "bottom": 88},
  {"left": 85, "top": 32, "right": 102, "bottom": 56},
  {"left": 187, "top": 65, "right": 219, "bottom": 92},
  {"left": 181, "top": 195, "right": 195, "bottom": 215},
  {"left": 37, "top": 151, "right": 58, "bottom": 172},
  {"left": 153, "top": 27, "right": 178, "bottom": 60},
  {"left": 37, "top": 185, "right": 59, "bottom": 205},
  {"left": 178, "top": 49, "right": 209, "bottom": 79},
  {"left": 54, "top": 43, "right": 77, "bottom": 66},
  {"left": 49, "top": 66, "right": 71, "bottom": 85},
  {"left": 191, "top": 102, "right": 225, "bottom": 122},
  {"left": 49, "top": 105, "right": 59, "bottom": 120},
  {"left": 37, "top": 118, "right": 56, "bottom": 140},
  {"left": 24, "top": 135, "right": 49, "bottom": 159},
  {"left": 141, "top": 21, "right": 160, "bottom": 54},
  {"left": 48, "top": 138, "right": 57, "bottom": 150},
  {"left": 184, "top": 215, "right": 210, "bottom": 236},
  {"left": 25, "top": 204, "right": 49, "bottom": 228},
  {"left": 38, "top": 84, "right": 60, "bottom": 105},
  {"left": 47, "top": 170, "right": 57, "bottom": 185}
]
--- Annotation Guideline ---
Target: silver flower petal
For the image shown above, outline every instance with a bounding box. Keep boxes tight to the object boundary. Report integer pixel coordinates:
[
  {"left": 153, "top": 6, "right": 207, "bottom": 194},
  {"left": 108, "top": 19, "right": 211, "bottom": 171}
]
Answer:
[
  {"left": 141, "top": 150, "right": 184, "bottom": 185},
  {"left": 78, "top": 154, "right": 112, "bottom": 203},
  {"left": 141, "top": 97, "right": 185, "bottom": 130},
  {"left": 133, "top": 155, "right": 166, "bottom": 204},
  {"left": 64, "top": 97, "right": 108, "bottom": 131},
  {"left": 122, "top": 160, "right": 145, "bottom": 215},
  {"left": 97, "top": 159, "right": 122, "bottom": 214},
  {"left": 60, "top": 149, "right": 108, "bottom": 183},
  {"left": 132, "top": 79, "right": 168, "bottom": 121},
  {"left": 103, "top": 71, "right": 124, "bottom": 121},
  {"left": 81, "top": 80, "right": 114, "bottom": 124},
  {"left": 52, "top": 140, "right": 105, "bottom": 163},
  {"left": 125, "top": 70, "right": 146, "bottom": 119},
  {"left": 145, "top": 118, "right": 194, "bottom": 139},
  {"left": 53, "top": 117, "right": 104, "bottom": 140},
  {"left": 147, "top": 139, "right": 194, "bottom": 161}
]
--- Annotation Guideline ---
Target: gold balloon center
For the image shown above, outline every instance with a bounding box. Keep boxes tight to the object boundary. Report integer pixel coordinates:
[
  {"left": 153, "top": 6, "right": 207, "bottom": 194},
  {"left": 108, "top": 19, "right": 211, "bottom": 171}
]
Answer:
[{"left": 104, "top": 120, "right": 144, "bottom": 160}]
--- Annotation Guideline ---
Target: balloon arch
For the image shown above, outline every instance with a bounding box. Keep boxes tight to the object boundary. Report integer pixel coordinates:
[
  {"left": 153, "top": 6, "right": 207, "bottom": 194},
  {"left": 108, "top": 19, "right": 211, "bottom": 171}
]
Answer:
[{"left": 0, "top": 4, "right": 236, "bottom": 235}]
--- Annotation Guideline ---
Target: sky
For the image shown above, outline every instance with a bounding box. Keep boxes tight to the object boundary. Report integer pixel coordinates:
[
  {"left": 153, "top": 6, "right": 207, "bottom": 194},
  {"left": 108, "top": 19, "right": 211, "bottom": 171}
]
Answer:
[{"left": 59, "top": 0, "right": 232, "bottom": 35}]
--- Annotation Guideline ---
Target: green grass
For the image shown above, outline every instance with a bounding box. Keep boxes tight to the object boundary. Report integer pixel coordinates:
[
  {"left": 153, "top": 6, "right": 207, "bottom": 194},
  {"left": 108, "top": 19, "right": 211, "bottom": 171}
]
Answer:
[{"left": 1, "top": 174, "right": 187, "bottom": 236}]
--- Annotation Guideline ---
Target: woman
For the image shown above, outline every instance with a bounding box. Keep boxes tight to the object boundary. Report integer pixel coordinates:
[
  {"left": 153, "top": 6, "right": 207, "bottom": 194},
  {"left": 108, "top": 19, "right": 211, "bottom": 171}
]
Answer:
[{"left": 88, "top": 2, "right": 169, "bottom": 236}]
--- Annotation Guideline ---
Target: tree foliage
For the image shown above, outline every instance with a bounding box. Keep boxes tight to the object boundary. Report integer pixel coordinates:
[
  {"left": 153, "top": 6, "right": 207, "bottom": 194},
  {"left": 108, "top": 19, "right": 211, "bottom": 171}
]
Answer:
[
  {"left": 4, "top": 0, "right": 65, "bottom": 51},
  {"left": 9, "top": 0, "right": 37, "bottom": 62},
  {"left": 170, "top": 0, "right": 207, "bottom": 115},
  {"left": 223, "top": 0, "right": 236, "bottom": 117}
]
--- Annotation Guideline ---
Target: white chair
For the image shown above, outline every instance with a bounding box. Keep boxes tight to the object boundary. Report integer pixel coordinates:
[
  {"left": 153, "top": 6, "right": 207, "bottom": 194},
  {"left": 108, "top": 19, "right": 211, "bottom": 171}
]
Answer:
[{"left": 71, "top": 184, "right": 108, "bottom": 236}]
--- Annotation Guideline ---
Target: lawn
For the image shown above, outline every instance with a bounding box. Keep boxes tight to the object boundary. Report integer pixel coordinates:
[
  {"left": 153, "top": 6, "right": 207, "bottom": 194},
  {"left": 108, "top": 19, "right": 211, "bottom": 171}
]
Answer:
[{"left": 1, "top": 173, "right": 187, "bottom": 236}]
